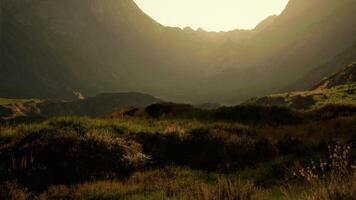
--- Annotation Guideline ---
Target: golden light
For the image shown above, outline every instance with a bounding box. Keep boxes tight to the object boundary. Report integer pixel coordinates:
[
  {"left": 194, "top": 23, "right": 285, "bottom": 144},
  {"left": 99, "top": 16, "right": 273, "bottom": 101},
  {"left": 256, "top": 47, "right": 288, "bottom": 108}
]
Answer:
[{"left": 134, "top": 0, "right": 289, "bottom": 31}]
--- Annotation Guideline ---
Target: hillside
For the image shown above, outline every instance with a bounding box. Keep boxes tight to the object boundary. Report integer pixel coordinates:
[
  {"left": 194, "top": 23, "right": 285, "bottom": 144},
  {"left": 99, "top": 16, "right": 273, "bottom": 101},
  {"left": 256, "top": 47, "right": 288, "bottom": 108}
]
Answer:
[
  {"left": 246, "top": 62, "right": 356, "bottom": 109},
  {"left": 0, "top": 92, "right": 160, "bottom": 122},
  {"left": 286, "top": 43, "right": 356, "bottom": 91},
  {"left": 207, "top": 0, "right": 356, "bottom": 103},
  {"left": 314, "top": 62, "right": 356, "bottom": 89},
  {"left": 0, "top": 0, "right": 250, "bottom": 101},
  {"left": 1, "top": 0, "right": 166, "bottom": 99},
  {"left": 1, "top": 0, "right": 356, "bottom": 104},
  {"left": 2, "top": 1, "right": 356, "bottom": 199}
]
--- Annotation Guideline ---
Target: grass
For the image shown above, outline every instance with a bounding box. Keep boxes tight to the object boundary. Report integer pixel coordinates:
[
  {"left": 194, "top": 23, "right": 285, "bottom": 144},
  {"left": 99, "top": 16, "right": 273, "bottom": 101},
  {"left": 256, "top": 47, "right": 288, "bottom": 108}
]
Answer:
[
  {"left": 0, "top": 106, "right": 355, "bottom": 199},
  {"left": 5, "top": 167, "right": 270, "bottom": 200},
  {"left": 0, "top": 98, "right": 34, "bottom": 106},
  {"left": 247, "top": 83, "right": 356, "bottom": 110}
]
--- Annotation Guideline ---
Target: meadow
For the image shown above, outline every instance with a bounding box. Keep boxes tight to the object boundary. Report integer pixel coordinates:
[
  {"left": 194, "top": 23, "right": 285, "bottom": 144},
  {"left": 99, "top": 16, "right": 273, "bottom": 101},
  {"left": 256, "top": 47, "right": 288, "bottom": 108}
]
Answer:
[{"left": 0, "top": 104, "right": 355, "bottom": 199}]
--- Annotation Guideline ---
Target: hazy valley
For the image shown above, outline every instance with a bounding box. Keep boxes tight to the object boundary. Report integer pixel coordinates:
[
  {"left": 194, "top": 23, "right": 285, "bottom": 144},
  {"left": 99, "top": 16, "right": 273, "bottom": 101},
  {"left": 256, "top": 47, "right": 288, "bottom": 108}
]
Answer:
[
  {"left": 1, "top": 0, "right": 356, "bottom": 199},
  {"left": 2, "top": 0, "right": 356, "bottom": 103}
]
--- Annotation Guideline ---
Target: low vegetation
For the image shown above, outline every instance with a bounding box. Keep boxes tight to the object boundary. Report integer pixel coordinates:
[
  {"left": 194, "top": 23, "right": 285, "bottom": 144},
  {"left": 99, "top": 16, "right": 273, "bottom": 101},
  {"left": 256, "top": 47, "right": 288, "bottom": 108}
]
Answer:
[
  {"left": 0, "top": 98, "right": 32, "bottom": 106},
  {"left": 0, "top": 104, "right": 355, "bottom": 199},
  {"left": 246, "top": 84, "right": 356, "bottom": 110}
]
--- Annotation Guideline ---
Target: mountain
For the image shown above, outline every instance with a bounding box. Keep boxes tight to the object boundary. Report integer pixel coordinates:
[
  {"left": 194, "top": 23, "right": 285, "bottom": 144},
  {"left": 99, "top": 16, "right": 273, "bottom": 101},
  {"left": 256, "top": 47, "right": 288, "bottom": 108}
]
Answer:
[
  {"left": 0, "top": 92, "right": 160, "bottom": 122},
  {"left": 286, "top": 43, "right": 356, "bottom": 91},
  {"left": 313, "top": 62, "right": 356, "bottom": 89},
  {"left": 1, "top": 0, "right": 356, "bottom": 104},
  {"left": 206, "top": 0, "right": 356, "bottom": 103},
  {"left": 1, "top": 0, "right": 166, "bottom": 99},
  {"left": 245, "top": 62, "right": 356, "bottom": 109}
]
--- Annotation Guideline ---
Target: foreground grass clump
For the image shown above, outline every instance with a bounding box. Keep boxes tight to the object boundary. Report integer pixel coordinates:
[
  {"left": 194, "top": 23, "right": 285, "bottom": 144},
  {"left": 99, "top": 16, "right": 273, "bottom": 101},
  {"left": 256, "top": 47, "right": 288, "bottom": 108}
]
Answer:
[
  {"left": 284, "top": 144, "right": 356, "bottom": 200},
  {"left": 301, "top": 173, "right": 356, "bottom": 200}
]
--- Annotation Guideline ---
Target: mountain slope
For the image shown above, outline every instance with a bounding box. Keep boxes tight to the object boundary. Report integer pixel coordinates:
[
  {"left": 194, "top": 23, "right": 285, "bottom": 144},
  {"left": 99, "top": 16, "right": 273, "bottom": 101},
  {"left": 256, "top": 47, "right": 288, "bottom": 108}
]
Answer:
[
  {"left": 286, "top": 43, "right": 356, "bottom": 91},
  {"left": 1, "top": 0, "right": 356, "bottom": 104},
  {"left": 314, "top": 62, "right": 356, "bottom": 89},
  {"left": 246, "top": 62, "right": 356, "bottom": 109},
  {"left": 206, "top": 0, "right": 356, "bottom": 103},
  {"left": 1, "top": 0, "right": 164, "bottom": 99}
]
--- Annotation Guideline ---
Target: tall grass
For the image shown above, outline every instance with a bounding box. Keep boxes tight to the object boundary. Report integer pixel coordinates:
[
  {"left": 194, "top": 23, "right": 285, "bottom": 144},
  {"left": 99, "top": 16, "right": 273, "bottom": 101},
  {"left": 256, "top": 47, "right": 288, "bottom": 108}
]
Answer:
[{"left": 284, "top": 144, "right": 356, "bottom": 200}]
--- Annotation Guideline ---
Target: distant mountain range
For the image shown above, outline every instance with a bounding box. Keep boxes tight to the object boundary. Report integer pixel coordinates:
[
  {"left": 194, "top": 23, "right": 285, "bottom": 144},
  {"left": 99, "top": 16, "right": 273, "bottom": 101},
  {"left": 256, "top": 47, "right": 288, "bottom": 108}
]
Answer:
[{"left": 1, "top": 0, "right": 356, "bottom": 104}]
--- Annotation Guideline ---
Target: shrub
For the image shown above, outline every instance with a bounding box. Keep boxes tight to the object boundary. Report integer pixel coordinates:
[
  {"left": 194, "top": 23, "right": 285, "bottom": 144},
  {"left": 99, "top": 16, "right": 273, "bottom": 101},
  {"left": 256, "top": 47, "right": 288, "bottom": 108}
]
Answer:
[
  {"left": 134, "top": 126, "right": 277, "bottom": 170},
  {"left": 212, "top": 105, "right": 301, "bottom": 125},
  {"left": 145, "top": 103, "right": 198, "bottom": 119},
  {"left": 0, "top": 123, "right": 149, "bottom": 190},
  {"left": 310, "top": 104, "right": 356, "bottom": 121}
]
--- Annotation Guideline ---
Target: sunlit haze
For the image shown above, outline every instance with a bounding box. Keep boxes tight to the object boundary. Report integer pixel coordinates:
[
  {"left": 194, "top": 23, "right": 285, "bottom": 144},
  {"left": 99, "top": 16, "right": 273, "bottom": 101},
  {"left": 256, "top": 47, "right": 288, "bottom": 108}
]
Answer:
[{"left": 134, "top": 0, "right": 289, "bottom": 31}]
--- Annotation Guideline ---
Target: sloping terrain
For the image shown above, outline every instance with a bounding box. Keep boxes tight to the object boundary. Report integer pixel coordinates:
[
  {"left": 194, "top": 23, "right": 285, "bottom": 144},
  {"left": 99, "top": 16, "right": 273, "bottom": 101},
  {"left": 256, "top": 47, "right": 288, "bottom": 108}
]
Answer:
[
  {"left": 313, "top": 62, "right": 356, "bottom": 89},
  {"left": 1, "top": 0, "right": 356, "bottom": 104},
  {"left": 207, "top": 0, "right": 356, "bottom": 103},
  {"left": 286, "top": 43, "right": 356, "bottom": 91},
  {"left": 246, "top": 62, "right": 356, "bottom": 109},
  {"left": 0, "top": 0, "right": 251, "bottom": 101},
  {"left": 0, "top": 93, "right": 160, "bottom": 122}
]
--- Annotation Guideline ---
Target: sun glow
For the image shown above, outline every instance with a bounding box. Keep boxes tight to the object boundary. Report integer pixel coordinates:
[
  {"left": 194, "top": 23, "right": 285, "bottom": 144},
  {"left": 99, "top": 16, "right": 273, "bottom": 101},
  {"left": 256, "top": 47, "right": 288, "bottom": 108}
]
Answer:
[{"left": 133, "top": 0, "right": 289, "bottom": 31}]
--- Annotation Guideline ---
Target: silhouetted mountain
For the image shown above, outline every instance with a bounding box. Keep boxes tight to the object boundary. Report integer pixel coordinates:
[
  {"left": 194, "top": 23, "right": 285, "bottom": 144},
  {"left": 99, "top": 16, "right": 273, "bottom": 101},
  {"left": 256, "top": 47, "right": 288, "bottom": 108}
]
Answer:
[
  {"left": 207, "top": 0, "right": 356, "bottom": 103},
  {"left": 1, "top": 0, "right": 166, "bottom": 99},
  {"left": 253, "top": 15, "right": 277, "bottom": 33},
  {"left": 1, "top": 0, "right": 356, "bottom": 104}
]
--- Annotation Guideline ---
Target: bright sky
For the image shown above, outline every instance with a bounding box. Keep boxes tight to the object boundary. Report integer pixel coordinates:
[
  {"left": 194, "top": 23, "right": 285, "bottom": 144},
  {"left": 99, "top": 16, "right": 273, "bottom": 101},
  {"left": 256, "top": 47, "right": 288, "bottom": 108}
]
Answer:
[{"left": 134, "top": 0, "right": 289, "bottom": 31}]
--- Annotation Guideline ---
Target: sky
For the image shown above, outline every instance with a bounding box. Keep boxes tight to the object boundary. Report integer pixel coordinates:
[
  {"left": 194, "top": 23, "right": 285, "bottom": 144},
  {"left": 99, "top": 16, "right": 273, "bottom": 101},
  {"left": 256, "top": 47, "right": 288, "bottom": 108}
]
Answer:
[{"left": 133, "top": 0, "right": 289, "bottom": 31}]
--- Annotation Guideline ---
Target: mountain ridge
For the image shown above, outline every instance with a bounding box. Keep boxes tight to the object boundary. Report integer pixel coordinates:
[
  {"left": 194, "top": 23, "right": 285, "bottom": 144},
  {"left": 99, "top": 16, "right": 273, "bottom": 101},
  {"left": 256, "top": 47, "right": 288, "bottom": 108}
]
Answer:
[{"left": 1, "top": 0, "right": 356, "bottom": 104}]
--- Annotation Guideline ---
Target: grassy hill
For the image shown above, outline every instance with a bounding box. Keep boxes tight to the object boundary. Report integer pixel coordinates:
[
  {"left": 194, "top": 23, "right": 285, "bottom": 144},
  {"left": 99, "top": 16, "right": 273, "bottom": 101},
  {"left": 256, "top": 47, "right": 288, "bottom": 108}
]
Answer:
[
  {"left": 246, "top": 62, "right": 356, "bottom": 110},
  {"left": 247, "top": 84, "right": 356, "bottom": 110}
]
